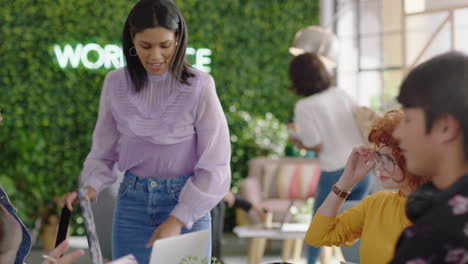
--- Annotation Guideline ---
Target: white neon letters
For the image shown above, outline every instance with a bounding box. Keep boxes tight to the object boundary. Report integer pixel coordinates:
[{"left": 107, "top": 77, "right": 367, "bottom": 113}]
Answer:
[
  {"left": 53, "top": 43, "right": 212, "bottom": 72},
  {"left": 186, "top": 47, "right": 212, "bottom": 73}
]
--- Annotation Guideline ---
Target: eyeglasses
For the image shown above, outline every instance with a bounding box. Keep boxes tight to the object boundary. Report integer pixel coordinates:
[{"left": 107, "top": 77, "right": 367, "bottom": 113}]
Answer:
[{"left": 374, "top": 150, "right": 397, "bottom": 173}]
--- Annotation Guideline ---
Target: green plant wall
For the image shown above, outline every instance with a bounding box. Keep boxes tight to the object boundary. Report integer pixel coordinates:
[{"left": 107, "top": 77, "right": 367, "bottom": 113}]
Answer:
[{"left": 0, "top": 0, "right": 319, "bottom": 233}]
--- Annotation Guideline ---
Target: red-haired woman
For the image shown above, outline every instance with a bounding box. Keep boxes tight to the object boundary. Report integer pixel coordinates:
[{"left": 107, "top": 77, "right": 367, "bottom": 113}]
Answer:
[{"left": 305, "top": 109, "right": 427, "bottom": 264}]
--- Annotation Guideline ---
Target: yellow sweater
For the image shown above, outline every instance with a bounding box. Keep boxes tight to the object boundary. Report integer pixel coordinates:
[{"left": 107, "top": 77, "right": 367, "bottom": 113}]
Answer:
[{"left": 305, "top": 191, "right": 411, "bottom": 264}]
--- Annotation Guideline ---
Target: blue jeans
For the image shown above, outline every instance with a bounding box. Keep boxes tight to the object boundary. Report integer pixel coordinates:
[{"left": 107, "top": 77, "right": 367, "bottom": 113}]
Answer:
[
  {"left": 112, "top": 171, "right": 211, "bottom": 264},
  {"left": 306, "top": 168, "right": 371, "bottom": 264}
]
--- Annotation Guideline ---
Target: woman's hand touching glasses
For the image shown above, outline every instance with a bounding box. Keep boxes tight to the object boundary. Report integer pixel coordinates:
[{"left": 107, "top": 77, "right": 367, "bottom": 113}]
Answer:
[{"left": 336, "top": 146, "right": 377, "bottom": 191}]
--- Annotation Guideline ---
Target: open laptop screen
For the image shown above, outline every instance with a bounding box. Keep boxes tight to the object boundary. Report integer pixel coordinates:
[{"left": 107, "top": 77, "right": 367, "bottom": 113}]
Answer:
[{"left": 149, "top": 229, "right": 210, "bottom": 264}]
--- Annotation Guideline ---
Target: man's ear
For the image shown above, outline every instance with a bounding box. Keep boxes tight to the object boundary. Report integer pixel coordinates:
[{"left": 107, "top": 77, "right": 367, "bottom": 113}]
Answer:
[{"left": 433, "top": 114, "right": 461, "bottom": 144}]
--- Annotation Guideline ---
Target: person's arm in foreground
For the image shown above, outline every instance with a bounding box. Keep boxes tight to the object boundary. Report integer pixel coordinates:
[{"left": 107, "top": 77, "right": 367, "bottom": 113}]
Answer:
[{"left": 41, "top": 240, "right": 84, "bottom": 264}]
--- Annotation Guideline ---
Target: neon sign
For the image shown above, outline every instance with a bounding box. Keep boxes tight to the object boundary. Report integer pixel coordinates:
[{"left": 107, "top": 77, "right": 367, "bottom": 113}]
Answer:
[{"left": 53, "top": 43, "right": 212, "bottom": 72}]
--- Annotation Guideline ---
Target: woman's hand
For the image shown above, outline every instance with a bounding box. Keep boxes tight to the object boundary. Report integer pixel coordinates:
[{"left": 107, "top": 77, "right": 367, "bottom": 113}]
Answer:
[
  {"left": 41, "top": 240, "right": 84, "bottom": 264},
  {"left": 59, "top": 186, "right": 97, "bottom": 211},
  {"left": 224, "top": 191, "right": 236, "bottom": 207},
  {"left": 337, "top": 146, "right": 376, "bottom": 191},
  {"left": 145, "top": 216, "right": 184, "bottom": 248}
]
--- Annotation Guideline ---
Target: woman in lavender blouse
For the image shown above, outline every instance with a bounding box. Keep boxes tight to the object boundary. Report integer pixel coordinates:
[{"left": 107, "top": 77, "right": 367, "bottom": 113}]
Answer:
[{"left": 60, "top": 0, "right": 231, "bottom": 262}]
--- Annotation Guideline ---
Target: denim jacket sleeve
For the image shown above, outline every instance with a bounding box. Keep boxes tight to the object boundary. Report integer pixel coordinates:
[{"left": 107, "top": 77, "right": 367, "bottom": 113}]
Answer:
[{"left": 0, "top": 185, "right": 32, "bottom": 264}]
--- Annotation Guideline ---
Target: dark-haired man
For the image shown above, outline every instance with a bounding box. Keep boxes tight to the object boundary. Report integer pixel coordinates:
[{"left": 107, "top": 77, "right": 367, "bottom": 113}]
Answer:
[{"left": 390, "top": 51, "right": 468, "bottom": 263}]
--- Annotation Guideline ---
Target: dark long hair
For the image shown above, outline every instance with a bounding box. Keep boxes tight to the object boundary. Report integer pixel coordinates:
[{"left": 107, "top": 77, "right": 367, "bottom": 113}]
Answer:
[{"left": 122, "top": 0, "right": 194, "bottom": 92}]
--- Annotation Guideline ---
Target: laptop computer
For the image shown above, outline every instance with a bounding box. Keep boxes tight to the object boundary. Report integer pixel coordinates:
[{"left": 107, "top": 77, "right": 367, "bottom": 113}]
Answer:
[
  {"left": 149, "top": 229, "right": 210, "bottom": 264},
  {"left": 264, "top": 200, "right": 295, "bottom": 230}
]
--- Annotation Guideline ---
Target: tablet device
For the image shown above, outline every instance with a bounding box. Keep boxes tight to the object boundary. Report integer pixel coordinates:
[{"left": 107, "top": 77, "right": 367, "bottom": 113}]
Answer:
[{"left": 55, "top": 207, "right": 71, "bottom": 248}]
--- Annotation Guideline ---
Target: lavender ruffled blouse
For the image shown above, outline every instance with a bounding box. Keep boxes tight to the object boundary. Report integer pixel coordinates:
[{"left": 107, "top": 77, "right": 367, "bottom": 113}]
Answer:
[{"left": 79, "top": 67, "right": 231, "bottom": 228}]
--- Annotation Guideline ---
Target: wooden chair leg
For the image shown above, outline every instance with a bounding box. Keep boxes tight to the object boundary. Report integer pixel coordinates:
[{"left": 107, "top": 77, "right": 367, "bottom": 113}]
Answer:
[
  {"left": 248, "top": 238, "right": 266, "bottom": 264},
  {"left": 333, "top": 246, "right": 345, "bottom": 262},
  {"left": 292, "top": 239, "right": 303, "bottom": 263},
  {"left": 248, "top": 238, "right": 259, "bottom": 264},
  {"left": 282, "top": 239, "right": 293, "bottom": 261},
  {"left": 256, "top": 238, "right": 267, "bottom": 263},
  {"left": 319, "top": 246, "right": 332, "bottom": 264},
  {"left": 266, "top": 239, "right": 273, "bottom": 250}
]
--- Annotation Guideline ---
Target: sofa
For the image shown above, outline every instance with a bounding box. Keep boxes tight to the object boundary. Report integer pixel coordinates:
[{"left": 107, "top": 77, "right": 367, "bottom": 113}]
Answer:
[{"left": 238, "top": 157, "right": 321, "bottom": 225}]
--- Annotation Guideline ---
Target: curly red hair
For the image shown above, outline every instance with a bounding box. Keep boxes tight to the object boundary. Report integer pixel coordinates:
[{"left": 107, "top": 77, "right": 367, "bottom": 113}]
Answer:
[{"left": 367, "top": 109, "right": 427, "bottom": 190}]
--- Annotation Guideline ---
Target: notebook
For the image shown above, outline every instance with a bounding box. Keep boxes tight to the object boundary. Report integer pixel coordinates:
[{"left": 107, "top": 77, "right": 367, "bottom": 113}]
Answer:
[{"left": 149, "top": 229, "right": 210, "bottom": 264}]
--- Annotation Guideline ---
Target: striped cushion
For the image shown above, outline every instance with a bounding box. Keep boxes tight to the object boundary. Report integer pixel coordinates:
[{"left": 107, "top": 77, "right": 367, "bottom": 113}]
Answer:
[{"left": 262, "top": 163, "right": 321, "bottom": 199}]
